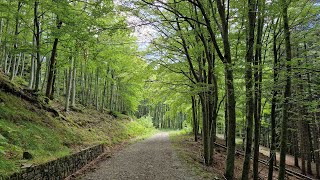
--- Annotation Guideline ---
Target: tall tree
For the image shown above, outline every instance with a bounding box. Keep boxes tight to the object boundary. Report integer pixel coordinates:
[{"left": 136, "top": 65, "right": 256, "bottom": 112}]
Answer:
[
  {"left": 278, "top": 0, "right": 292, "bottom": 178},
  {"left": 241, "top": 0, "right": 256, "bottom": 178}
]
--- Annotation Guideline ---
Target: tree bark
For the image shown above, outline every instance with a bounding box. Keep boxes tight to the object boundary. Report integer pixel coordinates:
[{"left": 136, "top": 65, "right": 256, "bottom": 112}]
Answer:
[
  {"left": 241, "top": 0, "right": 256, "bottom": 178},
  {"left": 10, "top": 1, "right": 22, "bottom": 81},
  {"left": 71, "top": 57, "right": 76, "bottom": 108},
  {"left": 268, "top": 19, "right": 280, "bottom": 179},
  {"left": 45, "top": 13, "right": 62, "bottom": 99},
  {"left": 95, "top": 67, "right": 99, "bottom": 110},
  {"left": 192, "top": 96, "right": 198, "bottom": 142},
  {"left": 34, "top": 1, "right": 42, "bottom": 91},
  {"left": 253, "top": 1, "right": 265, "bottom": 178},
  {"left": 278, "top": 0, "right": 292, "bottom": 178},
  {"left": 65, "top": 56, "right": 73, "bottom": 111}
]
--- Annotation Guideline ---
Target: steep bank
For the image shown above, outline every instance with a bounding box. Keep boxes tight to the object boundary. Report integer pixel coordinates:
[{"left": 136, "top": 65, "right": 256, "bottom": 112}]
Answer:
[{"left": 0, "top": 74, "right": 156, "bottom": 177}]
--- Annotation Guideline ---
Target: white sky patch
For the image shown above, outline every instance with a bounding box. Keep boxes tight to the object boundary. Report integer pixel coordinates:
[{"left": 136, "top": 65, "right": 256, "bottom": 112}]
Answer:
[
  {"left": 114, "top": 0, "right": 158, "bottom": 51},
  {"left": 127, "top": 15, "right": 157, "bottom": 50}
]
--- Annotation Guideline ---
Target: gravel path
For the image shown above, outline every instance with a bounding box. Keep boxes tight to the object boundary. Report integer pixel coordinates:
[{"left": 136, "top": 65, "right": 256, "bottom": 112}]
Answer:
[{"left": 80, "top": 132, "right": 198, "bottom": 180}]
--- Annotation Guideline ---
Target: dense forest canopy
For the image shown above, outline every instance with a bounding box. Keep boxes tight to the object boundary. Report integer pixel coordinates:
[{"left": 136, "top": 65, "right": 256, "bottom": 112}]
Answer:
[{"left": 0, "top": 0, "right": 320, "bottom": 179}]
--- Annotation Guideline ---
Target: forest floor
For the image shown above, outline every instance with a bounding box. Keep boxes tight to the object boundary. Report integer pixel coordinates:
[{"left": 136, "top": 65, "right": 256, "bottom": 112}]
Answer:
[
  {"left": 216, "top": 134, "right": 318, "bottom": 178},
  {"left": 77, "top": 132, "right": 199, "bottom": 180},
  {"left": 170, "top": 132, "right": 303, "bottom": 180}
]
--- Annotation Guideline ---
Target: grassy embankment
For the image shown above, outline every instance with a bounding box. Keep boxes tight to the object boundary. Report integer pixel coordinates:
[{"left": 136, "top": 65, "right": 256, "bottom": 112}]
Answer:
[{"left": 0, "top": 75, "right": 156, "bottom": 177}]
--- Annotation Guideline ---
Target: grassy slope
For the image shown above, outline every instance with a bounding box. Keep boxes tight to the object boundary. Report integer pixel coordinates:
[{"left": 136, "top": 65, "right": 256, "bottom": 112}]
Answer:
[{"left": 0, "top": 80, "right": 156, "bottom": 177}]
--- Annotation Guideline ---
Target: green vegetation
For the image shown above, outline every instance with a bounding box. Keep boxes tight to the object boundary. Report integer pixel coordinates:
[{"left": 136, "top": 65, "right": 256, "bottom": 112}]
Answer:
[
  {"left": 0, "top": 119, "right": 70, "bottom": 176},
  {"left": 124, "top": 116, "right": 159, "bottom": 142},
  {"left": 0, "top": 91, "right": 156, "bottom": 177},
  {"left": 169, "top": 131, "right": 215, "bottom": 179},
  {"left": 0, "top": 0, "right": 319, "bottom": 179}
]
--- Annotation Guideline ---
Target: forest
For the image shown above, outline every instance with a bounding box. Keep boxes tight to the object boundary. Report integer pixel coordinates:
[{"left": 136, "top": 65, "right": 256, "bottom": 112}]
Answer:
[{"left": 0, "top": 0, "right": 319, "bottom": 179}]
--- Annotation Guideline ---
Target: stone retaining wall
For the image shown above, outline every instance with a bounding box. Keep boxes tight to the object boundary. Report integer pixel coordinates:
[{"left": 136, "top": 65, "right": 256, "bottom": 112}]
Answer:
[{"left": 2, "top": 144, "right": 104, "bottom": 180}]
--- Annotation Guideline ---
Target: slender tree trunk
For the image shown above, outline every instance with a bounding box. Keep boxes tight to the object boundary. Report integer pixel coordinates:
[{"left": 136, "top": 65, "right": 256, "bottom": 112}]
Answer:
[
  {"left": 34, "top": 1, "right": 42, "bottom": 91},
  {"left": 56, "top": 69, "right": 60, "bottom": 97},
  {"left": 45, "top": 14, "right": 62, "bottom": 99},
  {"left": 200, "top": 93, "right": 211, "bottom": 165},
  {"left": 41, "top": 58, "right": 49, "bottom": 92},
  {"left": 307, "top": 56, "right": 320, "bottom": 177},
  {"left": 312, "top": 114, "right": 320, "bottom": 178},
  {"left": 65, "top": 56, "right": 73, "bottom": 111},
  {"left": 20, "top": 53, "right": 24, "bottom": 76},
  {"left": 71, "top": 57, "right": 76, "bottom": 107},
  {"left": 109, "top": 71, "right": 114, "bottom": 110},
  {"left": 293, "top": 129, "right": 300, "bottom": 167},
  {"left": 278, "top": 0, "right": 292, "bottom": 178},
  {"left": 253, "top": 1, "right": 265, "bottom": 179},
  {"left": 268, "top": 19, "right": 280, "bottom": 179},
  {"left": 306, "top": 123, "right": 313, "bottom": 175},
  {"left": 208, "top": 51, "right": 218, "bottom": 166},
  {"left": 29, "top": 54, "right": 35, "bottom": 89},
  {"left": 10, "top": 2, "right": 22, "bottom": 81},
  {"left": 192, "top": 96, "right": 198, "bottom": 142},
  {"left": 7, "top": 54, "right": 12, "bottom": 75},
  {"left": 15, "top": 53, "right": 21, "bottom": 77},
  {"left": 81, "top": 59, "right": 87, "bottom": 105},
  {"left": 3, "top": 49, "right": 7, "bottom": 73},
  {"left": 0, "top": 18, "right": 2, "bottom": 48},
  {"left": 299, "top": 107, "right": 306, "bottom": 174},
  {"left": 95, "top": 67, "right": 99, "bottom": 110},
  {"left": 242, "top": 0, "right": 256, "bottom": 178},
  {"left": 3, "top": 19, "right": 9, "bottom": 74},
  {"left": 224, "top": 66, "right": 236, "bottom": 180},
  {"left": 225, "top": 89, "right": 228, "bottom": 146},
  {"left": 63, "top": 69, "right": 67, "bottom": 96},
  {"left": 10, "top": 55, "right": 17, "bottom": 80},
  {"left": 102, "top": 77, "right": 107, "bottom": 111},
  {"left": 304, "top": 42, "right": 313, "bottom": 175}
]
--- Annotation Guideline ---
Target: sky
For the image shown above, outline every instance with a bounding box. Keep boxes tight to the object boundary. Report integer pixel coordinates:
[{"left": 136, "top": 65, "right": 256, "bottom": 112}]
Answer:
[{"left": 114, "top": 0, "right": 157, "bottom": 51}]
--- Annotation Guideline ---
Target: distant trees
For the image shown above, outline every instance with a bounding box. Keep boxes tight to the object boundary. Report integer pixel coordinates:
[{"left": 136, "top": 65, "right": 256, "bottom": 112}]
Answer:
[{"left": 0, "top": 0, "right": 146, "bottom": 113}]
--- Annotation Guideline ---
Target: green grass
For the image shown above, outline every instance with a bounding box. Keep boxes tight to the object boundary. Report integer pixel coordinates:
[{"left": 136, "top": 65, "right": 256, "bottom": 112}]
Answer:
[
  {"left": 0, "top": 119, "right": 70, "bottom": 176},
  {"left": 169, "top": 131, "right": 219, "bottom": 179},
  {"left": 0, "top": 92, "right": 43, "bottom": 123}
]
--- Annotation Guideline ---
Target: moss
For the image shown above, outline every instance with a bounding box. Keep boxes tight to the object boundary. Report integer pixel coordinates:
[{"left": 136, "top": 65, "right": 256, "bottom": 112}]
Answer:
[
  {"left": 0, "top": 92, "right": 44, "bottom": 123},
  {"left": 0, "top": 119, "right": 70, "bottom": 176}
]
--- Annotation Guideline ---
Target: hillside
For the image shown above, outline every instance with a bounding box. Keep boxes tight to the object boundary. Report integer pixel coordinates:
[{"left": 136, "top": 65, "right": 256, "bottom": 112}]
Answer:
[{"left": 0, "top": 73, "right": 156, "bottom": 177}]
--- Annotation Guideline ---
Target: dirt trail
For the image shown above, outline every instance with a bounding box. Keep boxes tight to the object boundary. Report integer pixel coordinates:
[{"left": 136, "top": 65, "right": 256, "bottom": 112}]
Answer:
[{"left": 80, "top": 132, "right": 198, "bottom": 180}]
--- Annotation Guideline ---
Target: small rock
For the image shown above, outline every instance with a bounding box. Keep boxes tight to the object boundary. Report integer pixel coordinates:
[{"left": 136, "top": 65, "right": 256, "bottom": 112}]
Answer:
[
  {"left": 21, "top": 163, "right": 33, "bottom": 169},
  {"left": 23, "top": 151, "right": 33, "bottom": 160}
]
